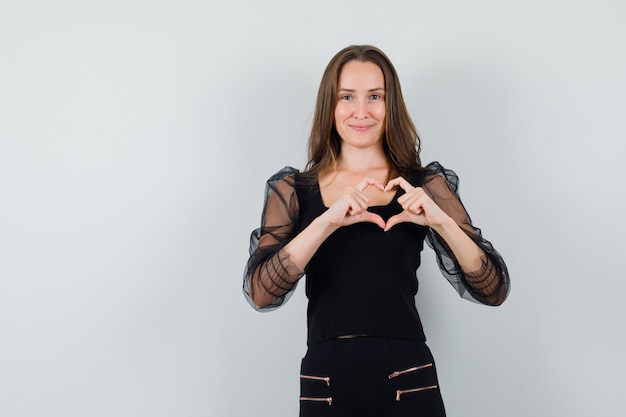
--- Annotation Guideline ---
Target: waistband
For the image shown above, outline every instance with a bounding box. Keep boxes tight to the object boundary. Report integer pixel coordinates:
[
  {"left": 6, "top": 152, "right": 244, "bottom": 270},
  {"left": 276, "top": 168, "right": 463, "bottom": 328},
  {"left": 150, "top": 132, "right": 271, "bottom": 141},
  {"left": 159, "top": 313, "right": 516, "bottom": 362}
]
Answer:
[{"left": 304, "top": 336, "right": 429, "bottom": 364}]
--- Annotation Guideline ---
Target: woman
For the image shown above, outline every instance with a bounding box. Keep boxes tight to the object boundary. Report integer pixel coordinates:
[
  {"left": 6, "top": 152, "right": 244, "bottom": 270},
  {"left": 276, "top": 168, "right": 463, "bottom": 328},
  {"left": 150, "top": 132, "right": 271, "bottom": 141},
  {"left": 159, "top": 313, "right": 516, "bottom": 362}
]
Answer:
[{"left": 243, "top": 45, "right": 510, "bottom": 417}]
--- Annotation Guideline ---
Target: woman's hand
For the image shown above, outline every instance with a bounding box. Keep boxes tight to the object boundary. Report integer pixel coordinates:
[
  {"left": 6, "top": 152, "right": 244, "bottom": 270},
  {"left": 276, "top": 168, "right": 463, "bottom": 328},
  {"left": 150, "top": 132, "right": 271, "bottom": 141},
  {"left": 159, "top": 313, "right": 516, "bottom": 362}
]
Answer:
[
  {"left": 321, "top": 178, "right": 386, "bottom": 229},
  {"left": 384, "top": 177, "right": 452, "bottom": 231}
]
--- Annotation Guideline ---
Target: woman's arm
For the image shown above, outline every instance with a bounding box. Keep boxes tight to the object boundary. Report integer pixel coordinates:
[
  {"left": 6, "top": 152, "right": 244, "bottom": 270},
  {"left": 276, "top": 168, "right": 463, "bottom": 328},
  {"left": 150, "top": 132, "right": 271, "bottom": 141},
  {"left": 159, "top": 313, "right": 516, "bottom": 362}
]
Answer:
[
  {"left": 243, "top": 168, "right": 304, "bottom": 311},
  {"left": 385, "top": 163, "right": 510, "bottom": 305},
  {"left": 244, "top": 170, "right": 386, "bottom": 310}
]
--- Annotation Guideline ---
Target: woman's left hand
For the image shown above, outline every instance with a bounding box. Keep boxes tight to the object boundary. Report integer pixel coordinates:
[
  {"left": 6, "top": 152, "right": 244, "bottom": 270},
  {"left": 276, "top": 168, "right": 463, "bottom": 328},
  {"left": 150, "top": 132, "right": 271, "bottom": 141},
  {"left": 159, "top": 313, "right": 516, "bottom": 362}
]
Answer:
[{"left": 383, "top": 177, "right": 451, "bottom": 231}]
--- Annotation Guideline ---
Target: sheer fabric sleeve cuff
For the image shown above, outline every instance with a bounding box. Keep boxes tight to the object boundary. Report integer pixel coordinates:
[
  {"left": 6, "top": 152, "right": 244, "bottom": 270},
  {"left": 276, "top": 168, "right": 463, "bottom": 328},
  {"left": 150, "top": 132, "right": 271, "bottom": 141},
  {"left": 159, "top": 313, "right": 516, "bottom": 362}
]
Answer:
[
  {"left": 243, "top": 167, "right": 304, "bottom": 312},
  {"left": 422, "top": 161, "right": 511, "bottom": 306}
]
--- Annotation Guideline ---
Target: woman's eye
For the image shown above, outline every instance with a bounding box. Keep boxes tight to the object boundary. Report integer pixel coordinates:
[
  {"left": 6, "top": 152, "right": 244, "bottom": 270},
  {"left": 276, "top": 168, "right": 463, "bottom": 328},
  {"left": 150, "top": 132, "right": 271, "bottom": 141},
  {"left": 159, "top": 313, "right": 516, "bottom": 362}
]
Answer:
[
  {"left": 340, "top": 95, "right": 352, "bottom": 101},
  {"left": 370, "top": 94, "right": 382, "bottom": 100}
]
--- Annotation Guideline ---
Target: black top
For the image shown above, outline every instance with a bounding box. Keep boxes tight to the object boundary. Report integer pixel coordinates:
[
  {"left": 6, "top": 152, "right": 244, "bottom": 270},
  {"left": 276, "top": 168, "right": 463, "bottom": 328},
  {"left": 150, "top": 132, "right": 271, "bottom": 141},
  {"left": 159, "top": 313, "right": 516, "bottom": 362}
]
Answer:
[{"left": 243, "top": 162, "right": 510, "bottom": 346}]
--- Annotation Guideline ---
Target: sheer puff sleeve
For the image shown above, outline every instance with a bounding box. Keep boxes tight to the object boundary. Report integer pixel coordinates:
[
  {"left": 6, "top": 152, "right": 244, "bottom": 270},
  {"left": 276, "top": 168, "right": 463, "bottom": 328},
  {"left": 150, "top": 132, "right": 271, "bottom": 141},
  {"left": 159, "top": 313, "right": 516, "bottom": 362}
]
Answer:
[
  {"left": 421, "top": 161, "right": 510, "bottom": 306},
  {"left": 243, "top": 167, "right": 304, "bottom": 312}
]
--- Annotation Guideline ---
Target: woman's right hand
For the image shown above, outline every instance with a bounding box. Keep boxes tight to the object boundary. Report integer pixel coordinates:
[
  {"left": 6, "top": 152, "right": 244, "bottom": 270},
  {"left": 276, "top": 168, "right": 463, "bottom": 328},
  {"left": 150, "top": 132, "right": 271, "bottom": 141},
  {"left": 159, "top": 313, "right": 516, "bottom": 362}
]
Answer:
[{"left": 320, "top": 178, "right": 386, "bottom": 229}]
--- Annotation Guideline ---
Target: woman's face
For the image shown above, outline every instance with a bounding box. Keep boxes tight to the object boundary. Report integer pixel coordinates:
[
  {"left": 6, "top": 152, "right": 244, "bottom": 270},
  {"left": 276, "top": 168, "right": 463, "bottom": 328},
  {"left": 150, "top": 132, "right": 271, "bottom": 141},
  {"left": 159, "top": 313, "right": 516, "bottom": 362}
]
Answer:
[{"left": 334, "top": 60, "right": 386, "bottom": 151}]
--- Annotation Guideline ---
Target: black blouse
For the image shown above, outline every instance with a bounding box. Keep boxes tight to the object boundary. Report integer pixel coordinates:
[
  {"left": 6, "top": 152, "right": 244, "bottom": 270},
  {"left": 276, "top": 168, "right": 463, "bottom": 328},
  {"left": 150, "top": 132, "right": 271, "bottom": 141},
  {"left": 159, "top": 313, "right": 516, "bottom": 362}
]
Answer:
[{"left": 243, "top": 162, "right": 510, "bottom": 345}]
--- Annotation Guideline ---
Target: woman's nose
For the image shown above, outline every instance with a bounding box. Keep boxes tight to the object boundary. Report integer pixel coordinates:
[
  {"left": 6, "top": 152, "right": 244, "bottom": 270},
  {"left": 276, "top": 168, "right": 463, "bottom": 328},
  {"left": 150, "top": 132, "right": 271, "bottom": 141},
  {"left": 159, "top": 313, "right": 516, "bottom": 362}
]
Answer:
[{"left": 354, "top": 100, "right": 367, "bottom": 118}]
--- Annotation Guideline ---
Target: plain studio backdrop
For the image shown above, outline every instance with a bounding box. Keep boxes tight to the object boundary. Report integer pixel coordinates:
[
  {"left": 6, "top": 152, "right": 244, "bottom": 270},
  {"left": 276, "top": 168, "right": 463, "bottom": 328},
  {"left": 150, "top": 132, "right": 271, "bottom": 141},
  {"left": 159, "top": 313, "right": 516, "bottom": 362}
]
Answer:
[{"left": 1, "top": 1, "right": 625, "bottom": 416}]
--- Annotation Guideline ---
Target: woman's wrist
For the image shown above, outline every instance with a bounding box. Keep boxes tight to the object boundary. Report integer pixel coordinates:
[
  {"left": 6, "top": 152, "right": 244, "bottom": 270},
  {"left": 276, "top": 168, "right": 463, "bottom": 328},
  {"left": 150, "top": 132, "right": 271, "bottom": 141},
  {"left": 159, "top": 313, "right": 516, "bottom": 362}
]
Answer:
[
  {"left": 429, "top": 214, "right": 457, "bottom": 237},
  {"left": 314, "top": 213, "right": 342, "bottom": 235}
]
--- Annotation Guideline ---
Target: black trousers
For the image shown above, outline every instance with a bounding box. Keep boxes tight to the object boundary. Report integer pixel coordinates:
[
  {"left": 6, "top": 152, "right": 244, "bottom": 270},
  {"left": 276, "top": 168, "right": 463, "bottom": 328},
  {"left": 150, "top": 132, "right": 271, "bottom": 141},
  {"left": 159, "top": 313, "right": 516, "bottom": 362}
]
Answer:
[{"left": 299, "top": 337, "right": 446, "bottom": 417}]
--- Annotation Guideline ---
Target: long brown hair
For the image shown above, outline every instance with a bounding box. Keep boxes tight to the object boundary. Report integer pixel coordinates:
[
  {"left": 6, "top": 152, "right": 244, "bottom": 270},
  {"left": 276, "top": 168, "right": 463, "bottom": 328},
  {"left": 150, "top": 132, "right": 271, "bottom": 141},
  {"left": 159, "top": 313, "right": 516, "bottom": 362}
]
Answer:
[{"left": 305, "top": 45, "right": 423, "bottom": 181}]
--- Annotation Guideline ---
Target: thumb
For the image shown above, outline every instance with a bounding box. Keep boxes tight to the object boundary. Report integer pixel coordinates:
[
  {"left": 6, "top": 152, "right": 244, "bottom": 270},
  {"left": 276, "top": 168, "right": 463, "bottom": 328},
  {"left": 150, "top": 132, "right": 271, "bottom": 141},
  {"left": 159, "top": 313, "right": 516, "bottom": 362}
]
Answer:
[
  {"left": 384, "top": 212, "right": 411, "bottom": 231},
  {"left": 354, "top": 211, "right": 385, "bottom": 229}
]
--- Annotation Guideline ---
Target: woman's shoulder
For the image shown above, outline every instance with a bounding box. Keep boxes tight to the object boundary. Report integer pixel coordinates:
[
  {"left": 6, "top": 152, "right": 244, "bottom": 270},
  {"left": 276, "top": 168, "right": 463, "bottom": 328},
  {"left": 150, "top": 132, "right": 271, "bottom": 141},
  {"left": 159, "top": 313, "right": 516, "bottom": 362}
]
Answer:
[
  {"left": 263, "top": 166, "right": 321, "bottom": 198},
  {"left": 264, "top": 165, "right": 307, "bottom": 190},
  {"left": 257, "top": 167, "right": 300, "bottom": 201},
  {"left": 418, "top": 161, "right": 460, "bottom": 192},
  {"left": 266, "top": 166, "right": 300, "bottom": 183}
]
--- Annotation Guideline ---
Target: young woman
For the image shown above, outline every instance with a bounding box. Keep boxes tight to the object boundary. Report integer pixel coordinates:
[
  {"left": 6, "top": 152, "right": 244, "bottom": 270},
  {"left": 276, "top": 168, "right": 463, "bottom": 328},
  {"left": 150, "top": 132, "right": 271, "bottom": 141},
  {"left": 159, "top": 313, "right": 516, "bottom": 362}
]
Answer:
[{"left": 243, "top": 45, "right": 510, "bottom": 417}]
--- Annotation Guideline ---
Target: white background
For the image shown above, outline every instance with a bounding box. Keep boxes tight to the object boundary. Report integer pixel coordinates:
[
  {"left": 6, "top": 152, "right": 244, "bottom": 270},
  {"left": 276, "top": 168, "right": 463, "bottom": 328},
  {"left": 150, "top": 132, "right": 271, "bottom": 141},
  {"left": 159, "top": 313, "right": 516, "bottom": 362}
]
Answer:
[{"left": 1, "top": 1, "right": 625, "bottom": 416}]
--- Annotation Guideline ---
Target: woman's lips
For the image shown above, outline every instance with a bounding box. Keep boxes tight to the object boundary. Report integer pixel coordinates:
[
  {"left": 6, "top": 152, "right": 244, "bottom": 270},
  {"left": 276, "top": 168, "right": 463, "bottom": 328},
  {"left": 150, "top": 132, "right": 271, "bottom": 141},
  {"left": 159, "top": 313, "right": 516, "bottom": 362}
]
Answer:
[{"left": 350, "top": 124, "right": 372, "bottom": 132}]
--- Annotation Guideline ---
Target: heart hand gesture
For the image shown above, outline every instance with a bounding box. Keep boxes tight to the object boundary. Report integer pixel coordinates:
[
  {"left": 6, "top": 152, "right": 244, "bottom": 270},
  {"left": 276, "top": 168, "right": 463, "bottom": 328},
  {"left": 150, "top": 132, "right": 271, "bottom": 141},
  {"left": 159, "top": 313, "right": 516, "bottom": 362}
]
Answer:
[
  {"left": 322, "top": 178, "right": 386, "bottom": 229},
  {"left": 383, "top": 177, "right": 451, "bottom": 232}
]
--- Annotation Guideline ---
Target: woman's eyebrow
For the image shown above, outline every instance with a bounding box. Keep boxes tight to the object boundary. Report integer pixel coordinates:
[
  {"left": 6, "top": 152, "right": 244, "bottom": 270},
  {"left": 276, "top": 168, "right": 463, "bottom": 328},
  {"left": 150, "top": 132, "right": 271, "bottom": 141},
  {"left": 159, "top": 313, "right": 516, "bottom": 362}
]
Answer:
[{"left": 337, "top": 87, "right": 385, "bottom": 92}]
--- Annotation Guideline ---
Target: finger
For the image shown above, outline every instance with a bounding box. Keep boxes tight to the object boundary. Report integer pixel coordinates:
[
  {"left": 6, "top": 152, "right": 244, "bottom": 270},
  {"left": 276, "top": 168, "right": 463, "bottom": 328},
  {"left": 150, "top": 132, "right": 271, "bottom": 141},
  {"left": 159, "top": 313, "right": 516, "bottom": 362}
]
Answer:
[
  {"left": 397, "top": 188, "right": 427, "bottom": 211},
  {"left": 396, "top": 192, "right": 411, "bottom": 207},
  {"left": 384, "top": 211, "right": 412, "bottom": 231},
  {"left": 408, "top": 201, "right": 425, "bottom": 215},
  {"left": 345, "top": 190, "right": 370, "bottom": 214},
  {"left": 400, "top": 194, "right": 423, "bottom": 212},
  {"left": 398, "top": 193, "right": 419, "bottom": 210},
  {"left": 384, "top": 176, "right": 414, "bottom": 192},
  {"left": 356, "top": 177, "right": 385, "bottom": 192},
  {"left": 346, "top": 186, "right": 371, "bottom": 202},
  {"left": 356, "top": 212, "right": 386, "bottom": 229}
]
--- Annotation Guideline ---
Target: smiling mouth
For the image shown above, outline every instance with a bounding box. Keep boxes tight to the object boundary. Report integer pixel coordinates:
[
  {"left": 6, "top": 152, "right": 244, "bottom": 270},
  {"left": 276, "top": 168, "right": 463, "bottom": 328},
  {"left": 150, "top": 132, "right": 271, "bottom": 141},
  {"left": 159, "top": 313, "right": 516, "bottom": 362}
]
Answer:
[{"left": 351, "top": 125, "right": 372, "bottom": 132}]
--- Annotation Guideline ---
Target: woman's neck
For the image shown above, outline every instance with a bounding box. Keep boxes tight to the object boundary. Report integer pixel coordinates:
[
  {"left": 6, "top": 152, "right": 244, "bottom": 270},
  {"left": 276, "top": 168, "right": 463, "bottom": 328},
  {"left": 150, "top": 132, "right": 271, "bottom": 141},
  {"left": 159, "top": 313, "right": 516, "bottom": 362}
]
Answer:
[{"left": 335, "top": 145, "right": 388, "bottom": 174}]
